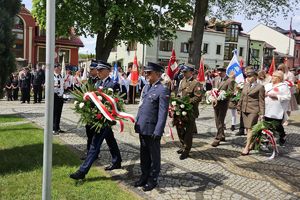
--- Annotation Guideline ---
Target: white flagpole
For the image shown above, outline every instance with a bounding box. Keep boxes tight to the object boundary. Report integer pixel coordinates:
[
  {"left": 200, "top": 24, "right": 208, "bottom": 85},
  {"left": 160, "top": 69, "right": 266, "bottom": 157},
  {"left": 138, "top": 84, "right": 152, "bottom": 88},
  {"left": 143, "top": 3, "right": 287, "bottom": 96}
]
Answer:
[{"left": 42, "top": 0, "right": 56, "bottom": 199}]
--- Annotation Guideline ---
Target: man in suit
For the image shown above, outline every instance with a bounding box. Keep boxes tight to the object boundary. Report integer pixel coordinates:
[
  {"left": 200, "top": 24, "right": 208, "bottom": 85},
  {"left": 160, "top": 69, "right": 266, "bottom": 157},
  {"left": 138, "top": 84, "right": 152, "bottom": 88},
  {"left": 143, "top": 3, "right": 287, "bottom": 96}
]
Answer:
[
  {"left": 70, "top": 60, "right": 122, "bottom": 180},
  {"left": 31, "top": 64, "right": 45, "bottom": 103},
  {"left": 134, "top": 62, "right": 170, "bottom": 191},
  {"left": 176, "top": 65, "right": 202, "bottom": 160},
  {"left": 211, "top": 67, "right": 235, "bottom": 147}
]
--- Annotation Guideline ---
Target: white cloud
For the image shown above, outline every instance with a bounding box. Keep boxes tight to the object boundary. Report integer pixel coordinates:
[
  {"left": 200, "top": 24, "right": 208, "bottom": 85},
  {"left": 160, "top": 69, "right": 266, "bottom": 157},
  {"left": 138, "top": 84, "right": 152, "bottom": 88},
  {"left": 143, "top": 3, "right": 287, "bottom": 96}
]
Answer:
[{"left": 79, "top": 36, "right": 96, "bottom": 54}]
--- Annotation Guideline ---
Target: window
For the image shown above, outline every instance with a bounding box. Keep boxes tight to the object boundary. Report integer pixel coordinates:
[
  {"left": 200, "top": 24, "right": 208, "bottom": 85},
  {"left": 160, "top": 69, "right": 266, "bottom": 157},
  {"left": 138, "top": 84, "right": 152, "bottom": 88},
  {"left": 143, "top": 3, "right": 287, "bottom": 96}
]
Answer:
[
  {"left": 159, "top": 41, "right": 173, "bottom": 52},
  {"left": 58, "top": 49, "right": 70, "bottom": 64},
  {"left": 38, "top": 47, "right": 46, "bottom": 63},
  {"left": 224, "top": 43, "right": 237, "bottom": 60},
  {"left": 203, "top": 43, "right": 208, "bottom": 54},
  {"left": 239, "top": 47, "right": 244, "bottom": 57},
  {"left": 127, "top": 41, "right": 137, "bottom": 51},
  {"left": 216, "top": 65, "right": 220, "bottom": 68},
  {"left": 225, "top": 24, "right": 239, "bottom": 42},
  {"left": 252, "top": 49, "right": 259, "bottom": 59},
  {"left": 12, "top": 16, "right": 24, "bottom": 58},
  {"left": 216, "top": 45, "right": 221, "bottom": 55},
  {"left": 180, "top": 43, "right": 189, "bottom": 53},
  {"left": 296, "top": 50, "right": 299, "bottom": 58}
]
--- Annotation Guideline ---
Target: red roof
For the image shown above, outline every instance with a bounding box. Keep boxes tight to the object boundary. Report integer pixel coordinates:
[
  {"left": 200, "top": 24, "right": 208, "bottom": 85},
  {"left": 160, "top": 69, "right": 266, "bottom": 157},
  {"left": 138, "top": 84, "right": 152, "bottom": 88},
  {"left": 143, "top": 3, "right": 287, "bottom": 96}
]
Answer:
[{"left": 35, "top": 36, "right": 84, "bottom": 47}]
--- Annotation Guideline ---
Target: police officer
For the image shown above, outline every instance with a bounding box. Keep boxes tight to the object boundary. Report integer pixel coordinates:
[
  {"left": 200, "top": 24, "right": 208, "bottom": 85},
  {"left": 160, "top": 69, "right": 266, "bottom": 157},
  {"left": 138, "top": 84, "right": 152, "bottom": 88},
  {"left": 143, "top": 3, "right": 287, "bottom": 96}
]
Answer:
[
  {"left": 53, "top": 63, "right": 65, "bottom": 135},
  {"left": 70, "top": 60, "right": 122, "bottom": 180},
  {"left": 134, "top": 62, "right": 170, "bottom": 191},
  {"left": 176, "top": 65, "right": 202, "bottom": 160},
  {"left": 211, "top": 67, "right": 235, "bottom": 147}
]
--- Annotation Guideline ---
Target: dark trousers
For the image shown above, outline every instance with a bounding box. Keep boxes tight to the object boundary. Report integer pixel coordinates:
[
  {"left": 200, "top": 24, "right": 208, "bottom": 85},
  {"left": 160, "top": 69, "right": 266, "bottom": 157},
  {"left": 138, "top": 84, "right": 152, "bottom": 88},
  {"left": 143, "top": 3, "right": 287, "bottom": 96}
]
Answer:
[
  {"left": 128, "top": 85, "right": 136, "bottom": 104},
  {"left": 79, "top": 127, "right": 122, "bottom": 174},
  {"left": 13, "top": 88, "right": 19, "bottom": 100},
  {"left": 85, "top": 125, "right": 95, "bottom": 151},
  {"left": 139, "top": 134, "right": 161, "bottom": 183},
  {"left": 5, "top": 89, "right": 13, "bottom": 101},
  {"left": 33, "top": 85, "right": 43, "bottom": 103},
  {"left": 264, "top": 117, "right": 285, "bottom": 139},
  {"left": 214, "top": 100, "right": 229, "bottom": 140},
  {"left": 53, "top": 94, "right": 64, "bottom": 132},
  {"left": 239, "top": 114, "right": 245, "bottom": 133},
  {"left": 176, "top": 118, "right": 197, "bottom": 154},
  {"left": 21, "top": 87, "right": 30, "bottom": 103}
]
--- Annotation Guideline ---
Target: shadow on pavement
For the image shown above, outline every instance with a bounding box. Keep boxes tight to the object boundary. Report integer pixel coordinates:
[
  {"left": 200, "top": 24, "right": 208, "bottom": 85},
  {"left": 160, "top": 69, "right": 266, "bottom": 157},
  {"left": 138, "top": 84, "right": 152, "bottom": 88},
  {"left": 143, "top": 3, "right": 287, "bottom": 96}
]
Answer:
[{"left": 190, "top": 147, "right": 241, "bottom": 162}]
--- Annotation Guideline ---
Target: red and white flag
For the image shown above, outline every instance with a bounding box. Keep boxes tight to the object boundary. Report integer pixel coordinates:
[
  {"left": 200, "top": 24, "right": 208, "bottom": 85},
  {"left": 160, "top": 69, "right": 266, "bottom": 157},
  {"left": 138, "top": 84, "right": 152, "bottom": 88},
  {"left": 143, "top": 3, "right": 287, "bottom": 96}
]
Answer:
[
  {"left": 197, "top": 56, "right": 205, "bottom": 83},
  {"left": 131, "top": 53, "right": 139, "bottom": 86},
  {"left": 268, "top": 56, "right": 275, "bottom": 76},
  {"left": 166, "top": 49, "right": 178, "bottom": 80},
  {"left": 240, "top": 58, "right": 244, "bottom": 69}
]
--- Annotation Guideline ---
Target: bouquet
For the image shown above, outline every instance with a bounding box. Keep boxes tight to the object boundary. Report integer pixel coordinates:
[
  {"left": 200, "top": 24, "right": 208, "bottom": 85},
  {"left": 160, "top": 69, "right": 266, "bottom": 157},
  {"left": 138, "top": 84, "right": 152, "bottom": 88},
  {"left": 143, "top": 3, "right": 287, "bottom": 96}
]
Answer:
[
  {"left": 205, "top": 88, "right": 227, "bottom": 106},
  {"left": 251, "top": 121, "right": 279, "bottom": 159},
  {"left": 231, "top": 82, "right": 244, "bottom": 102},
  {"left": 169, "top": 96, "right": 193, "bottom": 128},
  {"left": 72, "top": 83, "right": 135, "bottom": 133}
]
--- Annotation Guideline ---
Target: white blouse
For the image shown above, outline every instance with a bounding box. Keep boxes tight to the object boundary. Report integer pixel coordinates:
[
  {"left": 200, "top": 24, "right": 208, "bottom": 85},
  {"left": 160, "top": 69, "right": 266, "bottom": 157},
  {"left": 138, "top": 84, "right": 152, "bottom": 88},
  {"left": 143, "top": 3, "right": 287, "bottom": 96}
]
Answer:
[{"left": 264, "top": 82, "right": 291, "bottom": 120}]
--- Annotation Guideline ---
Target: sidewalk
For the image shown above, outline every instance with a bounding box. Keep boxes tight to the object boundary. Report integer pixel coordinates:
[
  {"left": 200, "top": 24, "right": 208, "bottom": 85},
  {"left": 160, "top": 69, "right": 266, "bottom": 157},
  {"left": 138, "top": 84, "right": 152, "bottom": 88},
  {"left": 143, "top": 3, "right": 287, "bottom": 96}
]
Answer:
[{"left": 1, "top": 100, "right": 300, "bottom": 200}]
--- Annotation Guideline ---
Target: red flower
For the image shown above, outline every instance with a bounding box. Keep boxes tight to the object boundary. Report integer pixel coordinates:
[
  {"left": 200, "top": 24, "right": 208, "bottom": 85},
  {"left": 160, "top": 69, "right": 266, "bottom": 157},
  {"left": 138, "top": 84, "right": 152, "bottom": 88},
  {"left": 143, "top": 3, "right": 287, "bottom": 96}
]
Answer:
[
  {"left": 256, "top": 138, "right": 260, "bottom": 142},
  {"left": 96, "top": 113, "right": 102, "bottom": 119},
  {"left": 84, "top": 95, "right": 90, "bottom": 101},
  {"left": 114, "top": 98, "right": 119, "bottom": 103},
  {"left": 273, "top": 87, "right": 279, "bottom": 92}
]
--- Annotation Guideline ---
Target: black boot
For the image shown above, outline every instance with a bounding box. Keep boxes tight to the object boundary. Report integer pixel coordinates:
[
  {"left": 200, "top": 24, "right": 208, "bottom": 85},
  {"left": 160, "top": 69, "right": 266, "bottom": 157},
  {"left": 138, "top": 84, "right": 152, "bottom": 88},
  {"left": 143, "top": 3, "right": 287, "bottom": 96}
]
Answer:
[
  {"left": 231, "top": 125, "right": 236, "bottom": 131},
  {"left": 69, "top": 170, "right": 85, "bottom": 180}
]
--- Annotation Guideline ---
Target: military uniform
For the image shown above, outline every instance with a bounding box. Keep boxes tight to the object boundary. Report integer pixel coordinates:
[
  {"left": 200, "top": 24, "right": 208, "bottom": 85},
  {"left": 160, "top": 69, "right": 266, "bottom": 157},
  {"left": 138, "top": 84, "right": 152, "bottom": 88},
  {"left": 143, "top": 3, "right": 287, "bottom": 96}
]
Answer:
[
  {"left": 134, "top": 62, "right": 170, "bottom": 191},
  {"left": 176, "top": 67, "right": 202, "bottom": 158},
  {"left": 212, "top": 70, "right": 235, "bottom": 147}
]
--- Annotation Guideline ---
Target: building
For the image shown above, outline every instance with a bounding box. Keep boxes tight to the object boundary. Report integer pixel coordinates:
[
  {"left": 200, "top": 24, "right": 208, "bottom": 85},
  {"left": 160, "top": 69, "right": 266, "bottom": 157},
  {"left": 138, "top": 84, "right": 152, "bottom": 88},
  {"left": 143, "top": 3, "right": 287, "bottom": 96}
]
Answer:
[
  {"left": 248, "top": 24, "right": 300, "bottom": 68},
  {"left": 249, "top": 39, "right": 275, "bottom": 70},
  {"left": 107, "top": 19, "right": 250, "bottom": 70},
  {"left": 12, "top": 5, "right": 84, "bottom": 68}
]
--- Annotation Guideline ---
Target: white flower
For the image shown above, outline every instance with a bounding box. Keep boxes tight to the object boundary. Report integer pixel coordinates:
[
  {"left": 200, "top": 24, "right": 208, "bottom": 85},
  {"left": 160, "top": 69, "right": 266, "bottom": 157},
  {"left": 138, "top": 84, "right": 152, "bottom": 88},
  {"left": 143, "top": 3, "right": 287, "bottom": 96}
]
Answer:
[
  {"left": 182, "top": 111, "right": 187, "bottom": 116},
  {"left": 180, "top": 104, "right": 185, "bottom": 108},
  {"left": 176, "top": 111, "right": 180, "bottom": 115},
  {"left": 98, "top": 86, "right": 104, "bottom": 89},
  {"left": 171, "top": 101, "right": 177, "bottom": 106},
  {"left": 79, "top": 102, "right": 85, "bottom": 108},
  {"left": 108, "top": 88, "right": 114, "bottom": 93},
  {"left": 97, "top": 96, "right": 102, "bottom": 101},
  {"left": 74, "top": 101, "right": 78, "bottom": 105}
]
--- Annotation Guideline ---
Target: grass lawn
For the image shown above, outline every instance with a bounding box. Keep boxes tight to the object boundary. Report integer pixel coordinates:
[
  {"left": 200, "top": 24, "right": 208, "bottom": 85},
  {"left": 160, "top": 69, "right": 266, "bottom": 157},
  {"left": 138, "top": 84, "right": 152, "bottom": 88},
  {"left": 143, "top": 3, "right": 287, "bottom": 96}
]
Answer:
[{"left": 0, "top": 115, "right": 140, "bottom": 200}]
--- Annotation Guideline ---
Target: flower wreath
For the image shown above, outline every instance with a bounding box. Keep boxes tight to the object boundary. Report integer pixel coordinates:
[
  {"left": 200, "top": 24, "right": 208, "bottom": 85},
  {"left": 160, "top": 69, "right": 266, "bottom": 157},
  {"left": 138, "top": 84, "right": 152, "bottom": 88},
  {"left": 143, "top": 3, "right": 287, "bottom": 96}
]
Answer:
[{"left": 205, "top": 88, "right": 227, "bottom": 105}]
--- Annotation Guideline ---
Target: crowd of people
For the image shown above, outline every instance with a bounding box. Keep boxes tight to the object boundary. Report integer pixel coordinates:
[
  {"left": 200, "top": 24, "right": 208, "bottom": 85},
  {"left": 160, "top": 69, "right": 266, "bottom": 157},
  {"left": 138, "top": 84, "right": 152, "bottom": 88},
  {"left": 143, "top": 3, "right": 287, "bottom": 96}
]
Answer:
[{"left": 3, "top": 60, "right": 300, "bottom": 191}]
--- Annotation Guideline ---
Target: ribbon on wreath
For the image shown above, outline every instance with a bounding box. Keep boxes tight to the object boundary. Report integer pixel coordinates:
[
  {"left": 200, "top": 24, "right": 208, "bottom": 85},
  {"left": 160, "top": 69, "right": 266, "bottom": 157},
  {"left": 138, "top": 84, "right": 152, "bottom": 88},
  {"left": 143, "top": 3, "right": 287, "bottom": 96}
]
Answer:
[
  {"left": 261, "top": 129, "right": 279, "bottom": 160},
  {"left": 83, "top": 91, "right": 135, "bottom": 132}
]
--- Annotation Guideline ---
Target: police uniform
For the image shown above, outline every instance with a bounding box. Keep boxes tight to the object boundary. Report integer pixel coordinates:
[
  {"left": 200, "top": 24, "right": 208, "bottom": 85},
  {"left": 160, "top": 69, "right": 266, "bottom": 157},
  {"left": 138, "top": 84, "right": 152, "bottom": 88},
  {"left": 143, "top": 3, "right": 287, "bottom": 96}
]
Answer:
[
  {"left": 70, "top": 60, "right": 122, "bottom": 180},
  {"left": 176, "top": 66, "right": 202, "bottom": 159},
  {"left": 211, "top": 67, "right": 235, "bottom": 147},
  {"left": 134, "top": 62, "right": 170, "bottom": 191},
  {"left": 53, "top": 65, "right": 64, "bottom": 134},
  {"left": 31, "top": 67, "right": 45, "bottom": 103}
]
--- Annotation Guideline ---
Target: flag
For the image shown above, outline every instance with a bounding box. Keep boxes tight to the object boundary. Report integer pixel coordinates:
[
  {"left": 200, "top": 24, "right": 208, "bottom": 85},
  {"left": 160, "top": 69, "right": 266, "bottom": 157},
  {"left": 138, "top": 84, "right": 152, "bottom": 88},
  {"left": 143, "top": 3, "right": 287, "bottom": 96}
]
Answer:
[
  {"left": 239, "top": 58, "right": 244, "bottom": 69},
  {"left": 260, "top": 55, "right": 264, "bottom": 71},
  {"left": 61, "top": 55, "right": 66, "bottom": 78},
  {"left": 197, "top": 56, "right": 205, "bottom": 83},
  {"left": 131, "top": 53, "right": 139, "bottom": 86},
  {"left": 268, "top": 56, "right": 275, "bottom": 76},
  {"left": 81, "top": 63, "right": 88, "bottom": 81},
  {"left": 112, "top": 63, "right": 120, "bottom": 83},
  {"left": 289, "top": 17, "right": 293, "bottom": 38},
  {"left": 226, "top": 49, "right": 244, "bottom": 84},
  {"left": 166, "top": 49, "right": 178, "bottom": 79}
]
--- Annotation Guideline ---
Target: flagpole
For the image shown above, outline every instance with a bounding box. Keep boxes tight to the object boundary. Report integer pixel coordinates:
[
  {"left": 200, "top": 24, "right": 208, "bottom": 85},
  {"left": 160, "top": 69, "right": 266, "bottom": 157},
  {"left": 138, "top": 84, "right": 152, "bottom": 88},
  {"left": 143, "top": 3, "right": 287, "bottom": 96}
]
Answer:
[
  {"left": 287, "top": 17, "right": 292, "bottom": 56},
  {"left": 156, "top": 0, "right": 162, "bottom": 63},
  {"left": 42, "top": 0, "right": 55, "bottom": 199}
]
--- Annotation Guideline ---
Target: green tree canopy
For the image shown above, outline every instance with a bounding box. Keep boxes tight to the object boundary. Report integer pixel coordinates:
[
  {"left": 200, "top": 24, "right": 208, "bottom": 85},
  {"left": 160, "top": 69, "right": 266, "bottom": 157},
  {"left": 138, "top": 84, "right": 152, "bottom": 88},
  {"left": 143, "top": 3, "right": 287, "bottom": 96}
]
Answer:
[
  {"left": 32, "top": 0, "right": 193, "bottom": 61},
  {"left": 0, "top": 0, "right": 21, "bottom": 98}
]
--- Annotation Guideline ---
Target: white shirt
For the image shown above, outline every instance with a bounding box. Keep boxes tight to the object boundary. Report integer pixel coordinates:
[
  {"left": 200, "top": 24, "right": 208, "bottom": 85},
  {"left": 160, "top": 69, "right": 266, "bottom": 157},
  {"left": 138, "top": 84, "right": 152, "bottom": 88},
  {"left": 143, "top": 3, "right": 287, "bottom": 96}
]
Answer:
[
  {"left": 54, "top": 73, "right": 64, "bottom": 96},
  {"left": 264, "top": 82, "right": 291, "bottom": 120}
]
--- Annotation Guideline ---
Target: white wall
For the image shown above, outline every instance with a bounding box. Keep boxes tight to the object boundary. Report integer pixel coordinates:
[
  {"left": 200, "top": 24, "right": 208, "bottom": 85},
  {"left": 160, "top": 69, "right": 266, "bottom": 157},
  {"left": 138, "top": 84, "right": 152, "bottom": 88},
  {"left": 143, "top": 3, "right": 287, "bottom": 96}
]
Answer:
[{"left": 248, "top": 24, "right": 295, "bottom": 56}]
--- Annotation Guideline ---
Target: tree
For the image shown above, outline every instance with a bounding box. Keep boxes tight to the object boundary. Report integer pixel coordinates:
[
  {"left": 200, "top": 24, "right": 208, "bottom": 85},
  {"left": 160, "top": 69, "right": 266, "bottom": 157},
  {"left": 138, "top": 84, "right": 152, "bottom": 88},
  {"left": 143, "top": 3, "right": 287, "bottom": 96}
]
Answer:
[
  {"left": 0, "top": 0, "right": 21, "bottom": 98},
  {"left": 189, "top": 0, "right": 300, "bottom": 69},
  {"left": 32, "top": 0, "right": 193, "bottom": 61}
]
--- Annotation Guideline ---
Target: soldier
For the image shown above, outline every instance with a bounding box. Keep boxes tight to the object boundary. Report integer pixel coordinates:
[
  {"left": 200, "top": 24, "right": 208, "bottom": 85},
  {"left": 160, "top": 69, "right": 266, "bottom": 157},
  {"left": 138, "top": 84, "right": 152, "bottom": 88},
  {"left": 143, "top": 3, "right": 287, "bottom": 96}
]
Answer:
[
  {"left": 134, "top": 62, "right": 170, "bottom": 191},
  {"left": 53, "top": 63, "right": 65, "bottom": 135},
  {"left": 70, "top": 60, "right": 122, "bottom": 180},
  {"left": 19, "top": 67, "right": 31, "bottom": 104},
  {"left": 176, "top": 65, "right": 202, "bottom": 160},
  {"left": 211, "top": 67, "right": 235, "bottom": 147},
  {"left": 31, "top": 64, "right": 45, "bottom": 103}
]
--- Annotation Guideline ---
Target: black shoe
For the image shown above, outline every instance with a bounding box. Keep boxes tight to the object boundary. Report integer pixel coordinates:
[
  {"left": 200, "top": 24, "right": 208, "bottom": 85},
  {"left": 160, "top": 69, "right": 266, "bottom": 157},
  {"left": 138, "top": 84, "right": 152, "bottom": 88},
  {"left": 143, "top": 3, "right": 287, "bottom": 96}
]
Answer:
[
  {"left": 279, "top": 137, "right": 286, "bottom": 146},
  {"left": 105, "top": 163, "right": 121, "bottom": 171},
  {"left": 179, "top": 153, "right": 189, "bottom": 160},
  {"left": 142, "top": 182, "right": 157, "bottom": 191},
  {"left": 220, "top": 137, "right": 226, "bottom": 142},
  {"left": 231, "top": 125, "right": 236, "bottom": 131},
  {"left": 69, "top": 170, "right": 85, "bottom": 180},
  {"left": 134, "top": 179, "right": 147, "bottom": 187},
  {"left": 52, "top": 131, "right": 59, "bottom": 135},
  {"left": 177, "top": 149, "right": 184, "bottom": 154},
  {"left": 235, "top": 131, "right": 245, "bottom": 136},
  {"left": 59, "top": 129, "right": 66, "bottom": 133}
]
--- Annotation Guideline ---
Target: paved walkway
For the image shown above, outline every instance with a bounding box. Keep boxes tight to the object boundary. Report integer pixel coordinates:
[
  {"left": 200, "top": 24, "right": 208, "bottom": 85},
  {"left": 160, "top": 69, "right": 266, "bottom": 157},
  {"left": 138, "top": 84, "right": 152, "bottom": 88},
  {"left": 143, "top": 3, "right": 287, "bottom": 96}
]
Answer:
[{"left": 1, "top": 100, "right": 300, "bottom": 200}]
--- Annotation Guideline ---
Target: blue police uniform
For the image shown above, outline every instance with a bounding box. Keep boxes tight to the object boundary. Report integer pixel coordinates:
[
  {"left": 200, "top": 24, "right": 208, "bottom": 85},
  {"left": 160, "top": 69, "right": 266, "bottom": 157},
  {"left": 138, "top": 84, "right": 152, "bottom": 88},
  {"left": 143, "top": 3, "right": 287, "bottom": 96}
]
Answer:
[
  {"left": 134, "top": 62, "right": 170, "bottom": 191},
  {"left": 70, "top": 60, "right": 122, "bottom": 180}
]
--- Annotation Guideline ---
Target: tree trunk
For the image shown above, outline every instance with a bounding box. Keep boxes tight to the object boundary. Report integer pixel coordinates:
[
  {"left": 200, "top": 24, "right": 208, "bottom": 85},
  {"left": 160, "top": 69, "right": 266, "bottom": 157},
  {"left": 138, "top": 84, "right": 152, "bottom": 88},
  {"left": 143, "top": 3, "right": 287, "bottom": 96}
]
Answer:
[{"left": 188, "top": 0, "right": 209, "bottom": 69}]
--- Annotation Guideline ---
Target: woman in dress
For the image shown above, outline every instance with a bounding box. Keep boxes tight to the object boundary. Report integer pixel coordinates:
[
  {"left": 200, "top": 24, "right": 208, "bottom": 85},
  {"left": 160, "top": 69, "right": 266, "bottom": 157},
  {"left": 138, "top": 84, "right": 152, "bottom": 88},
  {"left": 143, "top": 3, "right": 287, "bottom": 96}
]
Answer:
[
  {"left": 264, "top": 70, "right": 291, "bottom": 146},
  {"left": 239, "top": 69, "right": 265, "bottom": 155}
]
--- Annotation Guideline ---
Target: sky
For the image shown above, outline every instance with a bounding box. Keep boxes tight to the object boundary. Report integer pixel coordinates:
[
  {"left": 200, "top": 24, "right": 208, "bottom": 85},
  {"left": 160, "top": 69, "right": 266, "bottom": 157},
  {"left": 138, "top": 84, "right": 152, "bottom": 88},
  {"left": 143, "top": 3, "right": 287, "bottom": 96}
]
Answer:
[{"left": 22, "top": 0, "right": 300, "bottom": 54}]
